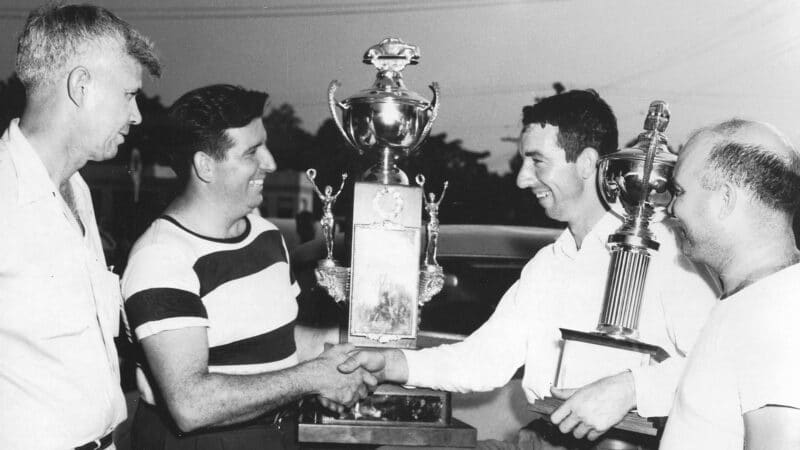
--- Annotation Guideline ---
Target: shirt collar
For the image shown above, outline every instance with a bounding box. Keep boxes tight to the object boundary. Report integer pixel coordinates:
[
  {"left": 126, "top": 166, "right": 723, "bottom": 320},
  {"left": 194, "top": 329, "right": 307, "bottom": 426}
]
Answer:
[
  {"left": 4, "top": 119, "right": 59, "bottom": 205},
  {"left": 553, "top": 211, "right": 622, "bottom": 259}
]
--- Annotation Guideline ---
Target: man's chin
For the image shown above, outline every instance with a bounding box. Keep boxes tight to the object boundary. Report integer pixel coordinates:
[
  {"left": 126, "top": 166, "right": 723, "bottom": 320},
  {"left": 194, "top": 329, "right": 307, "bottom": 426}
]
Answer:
[{"left": 91, "top": 145, "right": 120, "bottom": 162}]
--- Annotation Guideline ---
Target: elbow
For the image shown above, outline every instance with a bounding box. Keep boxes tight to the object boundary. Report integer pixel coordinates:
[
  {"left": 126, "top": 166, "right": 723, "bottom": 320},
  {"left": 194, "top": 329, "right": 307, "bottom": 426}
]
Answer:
[{"left": 167, "top": 398, "right": 208, "bottom": 433}]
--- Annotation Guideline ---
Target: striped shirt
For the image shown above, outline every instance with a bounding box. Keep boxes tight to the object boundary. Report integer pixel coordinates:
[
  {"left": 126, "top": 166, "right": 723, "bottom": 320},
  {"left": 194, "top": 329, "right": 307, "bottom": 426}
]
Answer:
[{"left": 122, "top": 214, "right": 300, "bottom": 405}]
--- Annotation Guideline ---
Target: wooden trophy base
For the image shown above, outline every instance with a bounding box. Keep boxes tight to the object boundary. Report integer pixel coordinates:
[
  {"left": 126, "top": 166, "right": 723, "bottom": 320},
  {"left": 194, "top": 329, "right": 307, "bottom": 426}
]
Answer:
[
  {"left": 528, "top": 328, "right": 668, "bottom": 441},
  {"left": 298, "top": 384, "right": 477, "bottom": 447}
]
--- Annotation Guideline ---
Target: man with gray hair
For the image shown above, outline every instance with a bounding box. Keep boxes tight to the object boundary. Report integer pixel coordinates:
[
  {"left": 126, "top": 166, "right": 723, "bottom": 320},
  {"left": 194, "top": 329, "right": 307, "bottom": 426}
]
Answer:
[
  {"left": 0, "top": 4, "right": 160, "bottom": 449},
  {"left": 660, "top": 119, "right": 800, "bottom": 449}
]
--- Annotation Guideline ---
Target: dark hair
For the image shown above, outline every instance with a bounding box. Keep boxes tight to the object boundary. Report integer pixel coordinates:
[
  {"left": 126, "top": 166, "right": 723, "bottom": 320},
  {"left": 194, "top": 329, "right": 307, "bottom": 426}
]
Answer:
[
  {"left": 166, "top": 84, "right": 269, "bottom": 184},
  {"left": 16, "top": 3, "right": 161, "bottom": 92},
  {"left": 521, "top": 89, "right": 618, "bottom": 161},
  {"left": 702, "top": 140, "right": 800, "bottom": 214}
]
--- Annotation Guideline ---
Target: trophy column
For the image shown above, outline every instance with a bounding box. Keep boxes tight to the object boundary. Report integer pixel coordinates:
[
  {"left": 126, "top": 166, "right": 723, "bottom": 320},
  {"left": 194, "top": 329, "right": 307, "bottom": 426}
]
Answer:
[{"left": 297, "top": 38, "right": 476, "bottom": 448}]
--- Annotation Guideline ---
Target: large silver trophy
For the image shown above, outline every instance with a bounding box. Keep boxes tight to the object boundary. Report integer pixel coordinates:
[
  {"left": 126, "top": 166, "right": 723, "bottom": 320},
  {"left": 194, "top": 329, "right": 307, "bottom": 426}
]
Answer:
[
  {"left": 299, "top": 38, "right": 475, "bottom": 448},
  {"left": 596, "top": 100, "right": 676, "bottom": 339},
  {"left": 532, "top": 102, "right": 676, "bottom": 439}
]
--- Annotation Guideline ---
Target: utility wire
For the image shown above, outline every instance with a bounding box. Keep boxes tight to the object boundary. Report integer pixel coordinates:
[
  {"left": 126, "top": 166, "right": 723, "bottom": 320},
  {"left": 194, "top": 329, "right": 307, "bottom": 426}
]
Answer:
[{"left": 0, "top": 0, "right": 542, "bottom": 20}]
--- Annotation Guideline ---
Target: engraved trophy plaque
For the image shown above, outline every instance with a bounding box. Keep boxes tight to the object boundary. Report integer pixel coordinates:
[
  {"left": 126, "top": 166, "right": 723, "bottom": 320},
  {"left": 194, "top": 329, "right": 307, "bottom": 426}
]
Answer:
[
  {"left": 298, "top": 38, "right": 475, "bottom": 448},
  {"left": 531, "top": 102, "right": 676, "bottom": 439}
]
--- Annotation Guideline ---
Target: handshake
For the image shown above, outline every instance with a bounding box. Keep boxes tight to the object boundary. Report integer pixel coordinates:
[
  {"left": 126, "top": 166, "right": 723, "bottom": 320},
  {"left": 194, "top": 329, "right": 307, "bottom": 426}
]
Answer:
[{"left": 304, "top": 344, "right": 404, "bottom": 414}]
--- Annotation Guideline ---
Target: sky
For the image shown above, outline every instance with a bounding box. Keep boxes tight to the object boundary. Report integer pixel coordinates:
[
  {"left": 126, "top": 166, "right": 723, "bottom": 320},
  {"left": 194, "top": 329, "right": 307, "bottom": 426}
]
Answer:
[{"left": 0, "top": 0, "right": 798, "bottom": 173}]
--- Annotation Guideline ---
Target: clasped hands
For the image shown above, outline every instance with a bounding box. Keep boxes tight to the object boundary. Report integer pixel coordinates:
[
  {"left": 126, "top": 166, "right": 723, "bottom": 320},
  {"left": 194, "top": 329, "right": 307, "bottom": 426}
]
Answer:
[{"left": 313, "top": 345, "right": 388, "bottom": 414}]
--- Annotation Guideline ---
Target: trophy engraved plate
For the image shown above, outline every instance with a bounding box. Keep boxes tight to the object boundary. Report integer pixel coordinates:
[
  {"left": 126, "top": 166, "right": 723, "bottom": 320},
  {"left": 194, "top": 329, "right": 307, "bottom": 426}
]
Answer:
[
  {"left": 349, "top": 182, "right": 422, "bottom": 347},
  {"left": 532, "top": 102, "right": 676, "bottom": 440},
  {"left": 298, "top": 38, "right": 475, "bottom": 447}
]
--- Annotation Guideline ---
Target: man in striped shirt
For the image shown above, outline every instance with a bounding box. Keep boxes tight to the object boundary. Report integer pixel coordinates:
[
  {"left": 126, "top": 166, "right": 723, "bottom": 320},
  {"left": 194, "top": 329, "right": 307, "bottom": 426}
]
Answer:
[{"left": 122, "top": 84, "right": 374, "bottom": 449}]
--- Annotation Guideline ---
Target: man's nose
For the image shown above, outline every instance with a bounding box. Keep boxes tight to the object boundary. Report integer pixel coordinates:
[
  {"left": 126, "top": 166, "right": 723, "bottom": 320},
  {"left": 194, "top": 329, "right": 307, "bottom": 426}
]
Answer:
[
  {"left": 260, "top": 146, "right": 277, "bottom": 173},
  {"left": 516, "top": 159, "right": 537, "bottom": 189},
  {"left": 130, "top": 98, "right": 142, "bottom": 125}
]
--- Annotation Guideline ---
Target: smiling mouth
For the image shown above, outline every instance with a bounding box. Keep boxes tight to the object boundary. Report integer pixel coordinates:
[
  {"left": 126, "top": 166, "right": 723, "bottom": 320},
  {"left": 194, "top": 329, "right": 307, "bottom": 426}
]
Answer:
[
  {"left": 535, "top": 191, "right": 551, "bottom": 199},
  {"left": 249, "top": 179, "right": 264, "bottom": 188}
]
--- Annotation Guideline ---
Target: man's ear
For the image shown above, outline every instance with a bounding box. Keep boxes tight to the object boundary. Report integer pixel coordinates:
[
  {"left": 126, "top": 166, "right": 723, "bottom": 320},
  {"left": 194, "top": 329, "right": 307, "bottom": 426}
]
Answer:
[
  {"left": 576, "top": 147, "right": 599, "bottom": 180},
  {"left": 717, "top": 181, "right": 737, "bottom": 219},
  {"left": 66, "top": 66, "right": 91, "bottom": 108},
  {"left": 192, "top": 152, "right": 215, "bottom": 183}
]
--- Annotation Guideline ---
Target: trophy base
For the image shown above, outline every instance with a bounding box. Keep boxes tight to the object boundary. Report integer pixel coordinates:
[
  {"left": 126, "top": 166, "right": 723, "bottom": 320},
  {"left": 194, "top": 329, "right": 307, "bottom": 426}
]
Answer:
[
  {"left": 530, "top": 396, "right": 663, "bottom": 437},
  {"left": 555, "top": 328, "right": 668, "bottom": 389},
  {"left": 298, "top": 384, "right": 476, "bottom": 447}
]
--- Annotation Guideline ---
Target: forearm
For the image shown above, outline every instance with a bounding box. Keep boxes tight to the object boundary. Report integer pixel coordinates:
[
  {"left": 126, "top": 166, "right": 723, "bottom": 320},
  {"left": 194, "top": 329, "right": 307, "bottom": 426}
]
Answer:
[{"left": 163, "top": 361, "right": 320, "bottom": 431}]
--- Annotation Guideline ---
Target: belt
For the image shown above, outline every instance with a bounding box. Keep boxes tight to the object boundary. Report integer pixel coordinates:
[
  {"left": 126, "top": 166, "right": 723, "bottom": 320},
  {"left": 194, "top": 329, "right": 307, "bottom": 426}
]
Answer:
[{"left": 75, "top": 431, "right": 113, "bottom": 450}]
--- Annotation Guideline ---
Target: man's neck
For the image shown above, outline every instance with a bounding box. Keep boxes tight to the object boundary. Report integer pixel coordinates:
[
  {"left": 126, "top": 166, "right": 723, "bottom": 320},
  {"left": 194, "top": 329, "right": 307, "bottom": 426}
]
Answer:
[
  {"left": 719, "top": 233, "right": 800, "bottom": 298},
  {"left": 567, "top": 200, "right": 608, "bottom": 249},
  {"left": 19, "top": 104, "right": 83, "bottom": 187},
  {"left": 166, "top": 191, "right": 248, "bottom": 239}
]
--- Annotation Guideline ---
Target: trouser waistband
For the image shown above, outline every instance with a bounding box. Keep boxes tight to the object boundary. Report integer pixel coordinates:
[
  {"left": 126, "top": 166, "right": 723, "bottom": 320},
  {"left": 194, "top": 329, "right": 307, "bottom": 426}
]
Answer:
[{"left": 75, "top": 431, "right": 113, "bottom": 450}]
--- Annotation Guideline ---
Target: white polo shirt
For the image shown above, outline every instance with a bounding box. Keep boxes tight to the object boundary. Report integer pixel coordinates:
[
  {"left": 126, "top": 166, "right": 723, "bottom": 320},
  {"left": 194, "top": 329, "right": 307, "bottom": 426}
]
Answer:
[{"left": 0, "top": 119, "right": 126, "bottom": 450}]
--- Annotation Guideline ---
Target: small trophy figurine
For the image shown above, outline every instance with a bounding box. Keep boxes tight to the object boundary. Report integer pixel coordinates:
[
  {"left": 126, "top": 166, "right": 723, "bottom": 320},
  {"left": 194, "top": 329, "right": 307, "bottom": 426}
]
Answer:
[
  {"left": 306, "top": 169, "right": 348, "bottom": 262},
  {"left": 417, "top": 175, "right": 448, "bottom": 267},
  {"left": 416, "top": 175, "right": 448, "bottom": 309}
]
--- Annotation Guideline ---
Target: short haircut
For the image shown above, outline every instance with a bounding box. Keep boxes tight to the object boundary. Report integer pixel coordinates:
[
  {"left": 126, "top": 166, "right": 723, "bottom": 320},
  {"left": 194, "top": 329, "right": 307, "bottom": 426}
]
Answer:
[
  {"left": 166, "top": 84, "right": 269, "bottom": 184},
  {"left": 16, "top": 3, "right": 161, "bottom": 93},
  {"left": 522, "top": 89, "right": 618, "bottom": 162},
  {"left": 699, "top": 120, "right": 800, "bottom": 214}
]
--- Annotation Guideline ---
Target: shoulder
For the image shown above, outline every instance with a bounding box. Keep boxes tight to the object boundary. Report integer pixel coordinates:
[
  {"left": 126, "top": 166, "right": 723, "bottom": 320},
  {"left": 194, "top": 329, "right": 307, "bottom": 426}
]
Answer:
[
  {"left": 129, "top": 218, "right": 195, "bottom": 261},
  {"left": 0, "top": 140, "right": 19, "bottom": 210},
  {"left": 519, "top": 240, "right": 559, "bottom": 278},
  {"left": 246, "top": 214, "right": 289, "bottom": 250},
  {"left": 123, "top": 219, "right": 200, "bottom": 294},
  {"left": 247, "top": 214, "right": 280, "bottom": 237}
]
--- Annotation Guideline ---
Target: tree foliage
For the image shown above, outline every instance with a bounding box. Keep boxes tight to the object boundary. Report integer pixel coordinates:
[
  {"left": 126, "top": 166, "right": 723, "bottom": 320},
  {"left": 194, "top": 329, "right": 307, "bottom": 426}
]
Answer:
[{"left": 0, "top": 72, "right": 558, "bottom": 228}]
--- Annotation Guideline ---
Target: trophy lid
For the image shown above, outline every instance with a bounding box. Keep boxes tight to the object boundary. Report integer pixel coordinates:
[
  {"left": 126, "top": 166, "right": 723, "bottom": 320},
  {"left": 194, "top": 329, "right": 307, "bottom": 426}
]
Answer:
[
  {"left": 604, "top": 134, "right": 676, "bottom": 166},
  {"left": 602, "top": 100, "right": 676, "bottom": 166},
  {"left": 340, "top": 38, "right": 431, "bottom": 108}
]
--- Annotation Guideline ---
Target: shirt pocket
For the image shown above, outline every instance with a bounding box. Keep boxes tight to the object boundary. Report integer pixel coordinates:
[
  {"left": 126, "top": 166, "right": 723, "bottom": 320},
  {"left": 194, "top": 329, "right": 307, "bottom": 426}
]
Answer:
[{"left": 91, "top": 267, "right": 123, "bottom": 339}]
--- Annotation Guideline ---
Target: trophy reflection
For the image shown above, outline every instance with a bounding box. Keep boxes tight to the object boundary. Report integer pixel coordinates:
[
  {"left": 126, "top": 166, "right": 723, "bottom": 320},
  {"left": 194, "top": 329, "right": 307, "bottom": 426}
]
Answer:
[
  {"left": 298, "top": 38, "right": 474, "bottom": 447},
  {"left": 533, "top": 101, "right": 676, "bottom": 436}
]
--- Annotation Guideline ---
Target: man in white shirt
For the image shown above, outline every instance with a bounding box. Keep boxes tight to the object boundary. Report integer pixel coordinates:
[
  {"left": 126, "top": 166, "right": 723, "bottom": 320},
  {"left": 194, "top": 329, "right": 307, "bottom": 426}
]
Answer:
[
  {"left": 660, "top": 119, "right": 800, "bottom": 449},
  {"left": 0, "top": 4, "right": 161, "bottom": 450},
  {"left": 338, "top": 90, "right": 718, "bottom": 447}
]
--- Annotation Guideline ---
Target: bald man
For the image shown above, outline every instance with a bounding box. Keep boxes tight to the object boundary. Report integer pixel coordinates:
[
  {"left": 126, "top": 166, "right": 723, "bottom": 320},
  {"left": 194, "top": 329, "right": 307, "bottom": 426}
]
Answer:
[{"left": 660, "top": 119, "right": 800, "bottom": 449}]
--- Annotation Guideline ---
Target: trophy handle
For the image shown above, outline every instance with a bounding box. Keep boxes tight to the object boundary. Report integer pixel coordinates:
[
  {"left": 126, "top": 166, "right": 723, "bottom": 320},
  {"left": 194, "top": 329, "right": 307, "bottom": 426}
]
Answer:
[
  {"left": 409, "top": 82, "right": 440, "bottom": 154},
  {"left": 597, "top": 159, "right": 620, "bottom": 205},
  {"left": 328, "top": 80, "right": 360, "bottom": 152}
]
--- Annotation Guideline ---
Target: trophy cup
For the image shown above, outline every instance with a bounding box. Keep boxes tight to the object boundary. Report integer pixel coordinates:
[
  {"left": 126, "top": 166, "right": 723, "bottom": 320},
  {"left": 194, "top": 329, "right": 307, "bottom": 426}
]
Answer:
[
  {"left": 298, "top": 38, "right": 475, "bottom": 448},
  {"left": 531, "top": 101, "right": 676, "bottom": 438}
]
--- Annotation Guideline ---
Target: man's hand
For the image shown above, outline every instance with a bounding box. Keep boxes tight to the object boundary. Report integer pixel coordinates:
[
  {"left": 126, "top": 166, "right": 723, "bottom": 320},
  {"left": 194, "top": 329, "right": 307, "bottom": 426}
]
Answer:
[
  {"left": 549, "top": 371, "right": 636, "bottom": 441},
  {"left": 308, "top": 344, "right": 378, "bottom": 410},
  {"left": 337, "top": 349, "right": 389, "bottom": 381}
]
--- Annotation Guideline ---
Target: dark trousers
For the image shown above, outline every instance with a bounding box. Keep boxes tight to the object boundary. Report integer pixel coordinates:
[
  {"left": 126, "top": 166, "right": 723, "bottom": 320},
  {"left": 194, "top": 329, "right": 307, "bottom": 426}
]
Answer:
[{"left": 130, "top": 401, "right": 297, "bottom": 450}]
